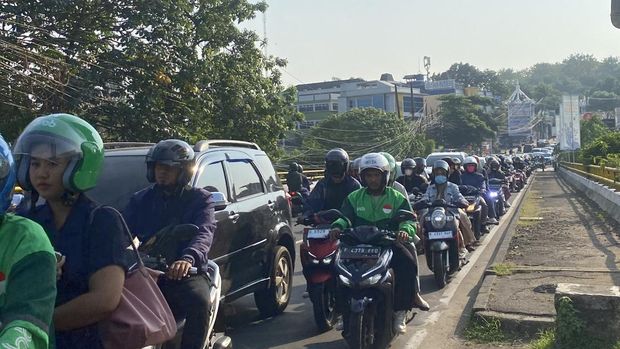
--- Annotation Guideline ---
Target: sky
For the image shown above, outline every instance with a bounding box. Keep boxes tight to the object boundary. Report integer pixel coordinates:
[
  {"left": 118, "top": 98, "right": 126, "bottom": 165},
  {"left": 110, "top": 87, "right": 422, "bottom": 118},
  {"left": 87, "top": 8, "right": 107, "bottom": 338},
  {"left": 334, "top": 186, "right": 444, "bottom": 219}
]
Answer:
[{"left": 241, "top": 0, "right": 620, "bottom": 86}]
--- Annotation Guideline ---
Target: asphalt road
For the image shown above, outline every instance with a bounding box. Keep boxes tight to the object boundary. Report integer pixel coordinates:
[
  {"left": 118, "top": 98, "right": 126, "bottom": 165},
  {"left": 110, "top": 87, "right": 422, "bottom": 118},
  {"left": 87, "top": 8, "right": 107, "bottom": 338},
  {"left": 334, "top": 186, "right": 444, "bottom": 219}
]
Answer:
[{"left": 222, "top": 185, "right": 525, "bottom": 349}]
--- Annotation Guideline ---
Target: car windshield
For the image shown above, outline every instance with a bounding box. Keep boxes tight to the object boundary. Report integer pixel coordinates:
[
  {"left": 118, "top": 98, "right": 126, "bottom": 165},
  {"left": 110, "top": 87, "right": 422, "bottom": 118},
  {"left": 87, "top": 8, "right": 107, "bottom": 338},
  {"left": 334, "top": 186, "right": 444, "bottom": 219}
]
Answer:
[
  {"left": 426, "top": 154, "right": 464, "bottom": 166},
  {"left": 88, "top": 154, "right": 149, "bottom": 210}
]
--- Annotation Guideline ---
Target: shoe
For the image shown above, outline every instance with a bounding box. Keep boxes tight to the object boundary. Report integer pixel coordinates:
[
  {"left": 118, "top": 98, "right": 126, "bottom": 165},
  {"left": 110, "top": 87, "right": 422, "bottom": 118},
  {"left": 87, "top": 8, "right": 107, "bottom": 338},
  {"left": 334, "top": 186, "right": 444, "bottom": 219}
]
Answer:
[
  {"left": 393, "top": 311, "right": 407, "bottom": 334},
  {"left": 302, "top": 291, "right": 309, "bottom": 299},
  {"left": 481, "top": 227, "right": 490, "bottom": 234},
  {"left": 466, "top": 245, "right": 476, "bottom": 252},
  {"left": 459, "top": 249, "right": 468, "bottom": 259},
  {"left": 473, "top": 240, "right": 482, "bottom": 246},
  {"left": 487, "top": 218, "right": 499, "bottom": 225},
  {"left": 505, "top": 202, "right": 511, "bottom": 208},
  {"left": 413, "top": 294, "right": 430, "bottom": 311},
  {"left": 335, "top": 318, "right": 344, "bottom": 331}
]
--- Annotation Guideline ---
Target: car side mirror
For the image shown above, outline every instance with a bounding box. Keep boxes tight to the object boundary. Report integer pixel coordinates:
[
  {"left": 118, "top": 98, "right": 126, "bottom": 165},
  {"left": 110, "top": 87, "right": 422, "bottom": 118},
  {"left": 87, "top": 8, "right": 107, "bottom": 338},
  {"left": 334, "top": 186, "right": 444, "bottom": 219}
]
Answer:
[{"left": 211, "top": 192, "right": 229, "bottom": 211}]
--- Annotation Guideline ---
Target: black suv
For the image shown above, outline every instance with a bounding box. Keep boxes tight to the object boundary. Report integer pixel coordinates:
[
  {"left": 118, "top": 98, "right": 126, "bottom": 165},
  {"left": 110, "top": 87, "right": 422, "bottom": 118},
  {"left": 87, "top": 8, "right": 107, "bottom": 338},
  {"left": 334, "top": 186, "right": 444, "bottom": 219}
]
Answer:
[{"left": 88, "top": 140, "right": 295, "bottom": 316}]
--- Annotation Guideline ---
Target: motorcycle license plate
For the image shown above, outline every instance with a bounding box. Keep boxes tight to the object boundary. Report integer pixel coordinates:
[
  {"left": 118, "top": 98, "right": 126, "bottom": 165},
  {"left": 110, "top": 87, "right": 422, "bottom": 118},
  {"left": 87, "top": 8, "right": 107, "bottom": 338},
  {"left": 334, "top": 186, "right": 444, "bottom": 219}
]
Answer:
[
  {"left": 306, "top": 228, "right": 330, "bottom": 239},
  {"left": 340, "top": 246, "right": 381, "bottom": 259},
  {"left": 428, "top": 231, "right": 453, "bottom": 240}
]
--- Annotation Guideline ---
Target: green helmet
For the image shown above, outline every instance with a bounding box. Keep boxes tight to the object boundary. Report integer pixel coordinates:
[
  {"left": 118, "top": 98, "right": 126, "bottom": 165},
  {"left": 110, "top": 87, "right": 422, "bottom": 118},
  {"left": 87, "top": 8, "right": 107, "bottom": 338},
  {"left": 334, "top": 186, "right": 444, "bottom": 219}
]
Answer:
[
  {"left": 380, "top": 152, "right": 397, "bottom": 184},
  {"left": 14, "top": 113, "right": 104, "bottom": 193}
]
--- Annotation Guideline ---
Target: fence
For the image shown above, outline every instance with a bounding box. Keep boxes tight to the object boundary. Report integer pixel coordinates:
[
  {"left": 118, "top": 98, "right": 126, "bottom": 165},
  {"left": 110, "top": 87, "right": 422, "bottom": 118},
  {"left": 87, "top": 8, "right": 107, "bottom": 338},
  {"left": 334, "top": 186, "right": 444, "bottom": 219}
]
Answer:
[{"left": 560, "top": 162, "right": 620, "bottom": 191}]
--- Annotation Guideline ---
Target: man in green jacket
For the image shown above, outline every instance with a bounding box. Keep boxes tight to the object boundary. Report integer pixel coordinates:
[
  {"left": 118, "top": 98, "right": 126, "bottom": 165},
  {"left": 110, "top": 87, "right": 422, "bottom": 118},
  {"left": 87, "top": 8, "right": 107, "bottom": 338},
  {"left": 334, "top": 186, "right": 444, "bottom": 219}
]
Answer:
[
  {"left": 331, "top": 153, "right": 429, "bottom": 335},
  {"left": 0, "top": 134, "right": 56, "bottom": 349}
]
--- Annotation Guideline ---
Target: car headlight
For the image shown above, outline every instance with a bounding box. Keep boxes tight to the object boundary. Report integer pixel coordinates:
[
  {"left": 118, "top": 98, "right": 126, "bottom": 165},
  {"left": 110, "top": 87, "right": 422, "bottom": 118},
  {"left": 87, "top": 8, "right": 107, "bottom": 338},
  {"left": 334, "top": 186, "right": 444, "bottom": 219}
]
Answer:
[
  {"left": 339, "top": 274, "right": 352, "bottom": 286},
  {"left": 489, "top": 191, "right": 498, "bottom": 198},
  {"left": 361, "top": 274, "right": 382, "bottom": 286},
  {"left": 431, "top": 210, "right": 447, "bottom": 229}
]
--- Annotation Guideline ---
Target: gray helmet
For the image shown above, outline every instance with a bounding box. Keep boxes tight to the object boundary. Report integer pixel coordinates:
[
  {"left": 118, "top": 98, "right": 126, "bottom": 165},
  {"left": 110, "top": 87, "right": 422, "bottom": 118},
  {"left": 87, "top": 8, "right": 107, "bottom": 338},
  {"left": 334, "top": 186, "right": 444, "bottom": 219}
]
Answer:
[
  {"left": 433, "top": 160, "right": 450, "bottom": 173},
  {"left": 146, "top": 139, "right": 195, "bottom": 185}
]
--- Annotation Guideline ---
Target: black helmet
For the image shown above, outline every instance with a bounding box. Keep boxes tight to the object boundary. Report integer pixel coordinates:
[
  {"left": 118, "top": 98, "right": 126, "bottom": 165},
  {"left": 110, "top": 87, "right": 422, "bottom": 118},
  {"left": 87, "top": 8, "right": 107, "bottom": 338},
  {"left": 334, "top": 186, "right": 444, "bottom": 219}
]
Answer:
[
  {"left": 401, "top": 158, "right": 416, "bottom": 173},
  {"left": 433, "top": 160, "right": 450, "bottom": 174},
  {"left": 325, "top": 148, "right": 349, "bottom": 177},
  {"left": 489, "top": 159, "right": 500, "bottom": 170},
  {"left": 146, "top": 139, "right": 196, "bottom": 185},
  {"left": 289, "top": 162, "right": 299, "bottom": 172},
  {"left": 297, "top": 164, "right": 304, "bottom": 173},
  {"left": 452, "top": 157, "right": 462, "bottom": 165},
  {"left": 413, "top": 157, "right": 426, "bottom": 168},
  {"left": 441, "top": 157, "right": 455, "bottom": 167}
]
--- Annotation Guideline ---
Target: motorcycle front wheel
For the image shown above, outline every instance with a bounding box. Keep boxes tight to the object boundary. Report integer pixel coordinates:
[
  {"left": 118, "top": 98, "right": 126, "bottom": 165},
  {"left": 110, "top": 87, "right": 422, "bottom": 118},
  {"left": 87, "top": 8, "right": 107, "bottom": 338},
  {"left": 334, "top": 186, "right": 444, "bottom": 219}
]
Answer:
[
  {"left": 310, "top": 280, "right": 337, "bottom": 332},
  {"left": 348, "top": 312, "right": 373, "bottom": 349},
  {"left": 433, "top": 251, "right": 447, "bottom": 288}
]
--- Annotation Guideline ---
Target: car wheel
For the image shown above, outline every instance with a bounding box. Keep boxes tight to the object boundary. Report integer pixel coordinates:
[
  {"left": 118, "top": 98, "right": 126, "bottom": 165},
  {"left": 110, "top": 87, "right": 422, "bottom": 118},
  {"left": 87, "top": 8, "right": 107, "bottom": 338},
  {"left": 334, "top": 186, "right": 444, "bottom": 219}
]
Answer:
[{"left": 254, "top": 246, "right": 293, "bottom": 317}]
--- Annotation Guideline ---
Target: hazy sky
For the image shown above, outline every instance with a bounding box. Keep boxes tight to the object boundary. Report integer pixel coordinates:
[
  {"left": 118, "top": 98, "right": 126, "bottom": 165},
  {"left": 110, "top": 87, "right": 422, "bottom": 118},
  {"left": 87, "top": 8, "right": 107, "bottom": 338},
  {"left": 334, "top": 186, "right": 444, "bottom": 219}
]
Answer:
[{"left": 242, "top": 0, "right": 620, "bottom": 86}]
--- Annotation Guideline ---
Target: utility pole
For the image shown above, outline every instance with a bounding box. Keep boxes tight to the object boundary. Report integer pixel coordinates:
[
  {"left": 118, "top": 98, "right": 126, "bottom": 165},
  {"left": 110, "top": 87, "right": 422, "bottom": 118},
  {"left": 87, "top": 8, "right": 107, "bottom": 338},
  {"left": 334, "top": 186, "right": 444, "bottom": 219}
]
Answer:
[{"left": 394, "top": 84, "right": 401, "bottom": 119}]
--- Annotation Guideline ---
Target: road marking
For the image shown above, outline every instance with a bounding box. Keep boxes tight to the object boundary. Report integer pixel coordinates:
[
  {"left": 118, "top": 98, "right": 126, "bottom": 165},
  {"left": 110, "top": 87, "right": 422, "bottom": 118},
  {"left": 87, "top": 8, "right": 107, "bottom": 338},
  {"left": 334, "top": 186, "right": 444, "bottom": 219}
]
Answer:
[{"left": 404, "top": 186, "right": 529, "bottom": 348}]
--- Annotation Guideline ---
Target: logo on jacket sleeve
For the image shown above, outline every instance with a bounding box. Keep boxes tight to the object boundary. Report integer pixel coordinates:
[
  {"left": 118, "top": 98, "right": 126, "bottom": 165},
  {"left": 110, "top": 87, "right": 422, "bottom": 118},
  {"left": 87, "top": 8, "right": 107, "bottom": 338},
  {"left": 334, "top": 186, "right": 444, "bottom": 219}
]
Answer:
[
  {"left": 0, "top": 271, "right": 6, "bottom": 296},
  {"left": 382, "top": 204, "right": 393, "bottom": 214}
]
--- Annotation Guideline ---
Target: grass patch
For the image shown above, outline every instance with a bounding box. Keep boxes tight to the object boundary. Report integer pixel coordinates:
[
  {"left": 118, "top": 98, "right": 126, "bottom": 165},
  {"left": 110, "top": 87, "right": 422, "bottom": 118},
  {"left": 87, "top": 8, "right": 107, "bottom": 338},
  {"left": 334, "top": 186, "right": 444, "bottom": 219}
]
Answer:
[
  {"left": 518, "top": 190, "right": 541, "bottom": 227},
  {"left": 530, "top": 330, "right": 555, "bottom": 349},
  {"left": 492, "top": 262, "right": 516, "bottom": 276},
  {"left": 464, "top": 316, "right": 507, "bottom": 343}
]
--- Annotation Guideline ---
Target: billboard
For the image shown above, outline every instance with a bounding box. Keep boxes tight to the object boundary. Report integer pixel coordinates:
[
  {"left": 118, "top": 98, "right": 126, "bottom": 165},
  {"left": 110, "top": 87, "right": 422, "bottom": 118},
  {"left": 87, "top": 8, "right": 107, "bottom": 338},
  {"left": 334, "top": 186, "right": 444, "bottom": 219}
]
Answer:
[
  {"left": 558, "top": 95, "right": 581, "bottom": 151},
  {"left": 508, "top": 100, "right": 535, "bottom": 137}
]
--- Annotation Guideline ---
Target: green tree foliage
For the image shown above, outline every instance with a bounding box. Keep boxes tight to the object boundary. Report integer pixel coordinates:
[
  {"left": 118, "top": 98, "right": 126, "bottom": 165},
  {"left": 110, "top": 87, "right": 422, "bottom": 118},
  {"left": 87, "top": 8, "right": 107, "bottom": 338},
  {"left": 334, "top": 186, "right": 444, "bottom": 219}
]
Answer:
[
  {"left": 432, "top": 95, "right": 495, "bottom": 149},
  {"left": 432, "top": 62, "right": 511, "bottom": 98},
  {"left": 299, "top": 108, "right": 426, "bottom": 165},
  {"left": 0, "top": 0, "right": 301, "bottom": 157},
  {"left": 581, "top": 131, "right": 620, "bottom": 164},
  {"left": 581, "top": 116, "right": 610, "bottom": 146}
]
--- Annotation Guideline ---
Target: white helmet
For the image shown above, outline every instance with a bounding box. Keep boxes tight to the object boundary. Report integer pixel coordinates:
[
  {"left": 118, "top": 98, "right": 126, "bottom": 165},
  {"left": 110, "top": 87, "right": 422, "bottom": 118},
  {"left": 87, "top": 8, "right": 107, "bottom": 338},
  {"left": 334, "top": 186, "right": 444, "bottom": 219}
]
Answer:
[{"left": 359, "top": 153, "right": 390, "bottom": 187}]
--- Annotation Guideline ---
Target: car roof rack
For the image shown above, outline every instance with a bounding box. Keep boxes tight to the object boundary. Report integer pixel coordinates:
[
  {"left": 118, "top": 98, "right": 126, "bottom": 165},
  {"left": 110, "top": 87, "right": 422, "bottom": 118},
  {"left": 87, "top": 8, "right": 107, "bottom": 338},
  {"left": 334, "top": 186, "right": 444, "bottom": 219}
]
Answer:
[
  {"left": 193, "top": 140, "right": 261, "bottom": 152},
  {"left": 104, "top": 142, "right": 155, "bottom": 150}
]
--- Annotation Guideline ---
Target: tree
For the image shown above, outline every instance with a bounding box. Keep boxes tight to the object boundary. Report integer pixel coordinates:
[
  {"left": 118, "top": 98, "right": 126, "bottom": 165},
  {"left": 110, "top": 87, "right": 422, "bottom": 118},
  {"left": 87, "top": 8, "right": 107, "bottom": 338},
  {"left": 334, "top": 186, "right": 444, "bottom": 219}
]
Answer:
[
  {"left": 0, "top": 0, "right": 301, "bottom": 157},
  {"left": 580, "top": 116, "right": 610, "bottom": 146},
  {"left": 433, "top": 63, "right": 511, "bottom": 98},
  {"left": 433, "top": 95, "right": 495, "bottom": 149},
  {"left": 298, "top": 108, "right": 426, "bottom": 165}
]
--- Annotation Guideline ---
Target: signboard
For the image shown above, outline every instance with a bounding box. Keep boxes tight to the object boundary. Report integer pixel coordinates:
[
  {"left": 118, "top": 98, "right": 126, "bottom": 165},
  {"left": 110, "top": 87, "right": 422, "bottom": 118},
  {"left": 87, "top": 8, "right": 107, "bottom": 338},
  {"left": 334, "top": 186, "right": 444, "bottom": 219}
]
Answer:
[
  {"left": 424, "top": 79, "right": 456, "bottom": 91},
  {"left": 508, "top": 101, "right": 535, "bottom": 137},
  {"left": 558, "top": 95, "right": 581, "bottom": 151}
]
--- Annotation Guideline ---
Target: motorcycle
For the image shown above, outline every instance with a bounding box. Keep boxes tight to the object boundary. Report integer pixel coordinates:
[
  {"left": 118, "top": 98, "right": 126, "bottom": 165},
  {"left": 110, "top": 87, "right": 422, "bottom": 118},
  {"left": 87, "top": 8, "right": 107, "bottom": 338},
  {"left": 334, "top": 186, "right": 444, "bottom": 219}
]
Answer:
[
  {"left": 289, "top": 191, "right": 306, "bottom": 217},
  {"left": 488, "top": 179, "right": 506, "bottom": 217},
  {"left": 513, "top": 170, "right": 526, "bottom": 191},
  {"left": 299, "top": 211, "right": 341, "bottom": 332},
  {"left": 458, "top": 185, "right": 483, "bottom": 240},
  {"left": 413, "top": 199, "right": 462, "bottom": 289},
  {"left": 333, "top": 209, "right": 416, "bottom": 349},
  {"left": 139, "top": 224, "right": 232, "bottom": 349}
]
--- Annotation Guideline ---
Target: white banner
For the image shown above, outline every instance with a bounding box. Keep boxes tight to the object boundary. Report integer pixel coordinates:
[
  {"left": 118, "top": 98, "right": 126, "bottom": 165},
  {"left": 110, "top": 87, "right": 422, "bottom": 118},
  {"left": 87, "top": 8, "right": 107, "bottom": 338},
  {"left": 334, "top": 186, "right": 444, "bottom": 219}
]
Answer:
[{"left": 558, "top": 95, "right": 581, "bottom": 151}]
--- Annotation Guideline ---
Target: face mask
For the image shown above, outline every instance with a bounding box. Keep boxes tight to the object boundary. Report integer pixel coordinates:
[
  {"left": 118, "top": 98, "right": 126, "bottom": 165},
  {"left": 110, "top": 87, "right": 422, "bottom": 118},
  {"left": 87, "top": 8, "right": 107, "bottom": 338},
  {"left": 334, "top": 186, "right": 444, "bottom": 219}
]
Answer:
[
  {"left": 404, "top": 169, "right": 414, "bottom": 176},
  {"left": 435, "top": 175, "right": 447, "bottom": 185}
]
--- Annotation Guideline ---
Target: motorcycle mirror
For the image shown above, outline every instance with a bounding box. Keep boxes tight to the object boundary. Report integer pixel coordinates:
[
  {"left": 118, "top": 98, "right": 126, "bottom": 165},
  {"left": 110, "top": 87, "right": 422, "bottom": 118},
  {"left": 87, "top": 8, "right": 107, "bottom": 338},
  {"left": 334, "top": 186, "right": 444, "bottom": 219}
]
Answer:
[
  {"left": 317, "top": 209, "right": 343, "bottom": 222},
  {"left": 210, "top": 191, "right": 229, "bottom": 211},
  {"left": 613, "top": 0, "right": 620, "bottom": 28}
]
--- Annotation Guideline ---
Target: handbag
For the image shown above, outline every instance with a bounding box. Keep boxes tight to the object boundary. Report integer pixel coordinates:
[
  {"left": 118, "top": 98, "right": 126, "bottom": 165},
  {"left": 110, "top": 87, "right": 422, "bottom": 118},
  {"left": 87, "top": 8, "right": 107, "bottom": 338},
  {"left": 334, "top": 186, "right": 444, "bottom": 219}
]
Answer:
[{"left": 90, "top": 206, "right": 177, "bottom": 349}]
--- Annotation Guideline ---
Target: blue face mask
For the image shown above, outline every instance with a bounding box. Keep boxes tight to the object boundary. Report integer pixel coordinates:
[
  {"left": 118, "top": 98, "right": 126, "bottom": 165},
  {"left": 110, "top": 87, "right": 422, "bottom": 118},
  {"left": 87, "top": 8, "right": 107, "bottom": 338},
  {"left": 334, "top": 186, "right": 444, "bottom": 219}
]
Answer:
[{"left": 435, "top": 175, "right": 447, "bottom": 185}]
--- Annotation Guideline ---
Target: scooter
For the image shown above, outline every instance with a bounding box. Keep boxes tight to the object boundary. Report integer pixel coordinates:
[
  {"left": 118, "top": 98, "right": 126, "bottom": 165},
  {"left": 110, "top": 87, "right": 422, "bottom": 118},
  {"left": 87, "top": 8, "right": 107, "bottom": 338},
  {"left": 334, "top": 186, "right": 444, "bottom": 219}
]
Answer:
[
  {"left": 289, "top": 191, "right": 305, "bottom": 217},
  {"left": 299, "top": 211, "right": 340, "bottom": 332},
  {"left": 459, "top": 185, "right": 483, "bottom": 240},
  {"left": 139, "top": 224, "right": 232, "bottom": 349},
  {"left": 334, "top": 209, "right": 417, "bottom": 349},
  {"left": 488, "top": 179, "right": 506, "bottom": 217},
  {"left": 414, "top": 199, "right": 462, "bottom": 289}
]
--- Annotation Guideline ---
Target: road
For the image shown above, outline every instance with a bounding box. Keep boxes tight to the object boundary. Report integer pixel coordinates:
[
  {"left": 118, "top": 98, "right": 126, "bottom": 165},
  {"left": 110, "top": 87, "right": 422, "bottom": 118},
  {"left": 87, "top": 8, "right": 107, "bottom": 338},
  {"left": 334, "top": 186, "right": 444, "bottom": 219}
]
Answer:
[{"left": 222, "top": 184, "right": 527, "bottom": 349}]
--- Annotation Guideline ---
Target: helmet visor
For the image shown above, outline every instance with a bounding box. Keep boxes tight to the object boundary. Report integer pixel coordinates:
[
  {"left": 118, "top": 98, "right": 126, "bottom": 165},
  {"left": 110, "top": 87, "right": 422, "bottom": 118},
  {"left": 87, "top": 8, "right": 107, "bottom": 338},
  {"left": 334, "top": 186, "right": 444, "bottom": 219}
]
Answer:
[{"left": 13, "top": 133, "right": 82, "bottom": 161}]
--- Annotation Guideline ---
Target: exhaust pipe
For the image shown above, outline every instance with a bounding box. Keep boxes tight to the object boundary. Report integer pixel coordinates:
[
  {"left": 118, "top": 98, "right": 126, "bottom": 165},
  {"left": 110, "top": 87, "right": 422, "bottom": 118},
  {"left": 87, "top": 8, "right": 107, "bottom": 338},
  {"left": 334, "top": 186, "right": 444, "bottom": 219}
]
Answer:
[{"left": 613, "top": 0, "right": 620, "bottom": 28}]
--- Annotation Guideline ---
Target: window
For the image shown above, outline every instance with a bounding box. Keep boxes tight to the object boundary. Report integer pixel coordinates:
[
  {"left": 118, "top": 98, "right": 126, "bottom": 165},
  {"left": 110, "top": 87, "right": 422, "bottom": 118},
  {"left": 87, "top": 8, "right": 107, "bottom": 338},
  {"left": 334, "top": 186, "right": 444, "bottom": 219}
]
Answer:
[
  {"left": 195, "top": 161, "right": 228, "bottom": 196},
  {"left": 356, "top": 96, "right": 372, "bottom": 108},
  {"left": 403, "top": 96, "right": 414, "bottom": 113},
  {"left": 315, "top": 103, "right": 329, "bottom": 111},
  {"left": 227, "top": 160, "right": 264, "bottom": 199},
  {"left": 332, "top": 103, "right": 338, "bottom": 111},
  {"left": 254, "top": 154, "right": 282, "bottom": 191},
  {"left": 372, "top": 95, "right": 385, "bottom": 109},
  {"left": 88, "top": 155, "right": 149, "bottom": 209},
  {"left": 299, "top": 104, "right": 314, "bottom": 112}
]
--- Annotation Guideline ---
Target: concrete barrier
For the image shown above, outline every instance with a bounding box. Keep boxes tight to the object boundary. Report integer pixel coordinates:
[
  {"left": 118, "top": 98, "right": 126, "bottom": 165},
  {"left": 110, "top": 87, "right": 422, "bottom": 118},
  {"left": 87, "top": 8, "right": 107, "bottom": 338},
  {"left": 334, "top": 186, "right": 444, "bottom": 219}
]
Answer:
[
  {"left": 558, "top": 167, "right": 620, "bottom": 224},
  {"left": 555, "top": 283, "right": 620, "bottom": 344}
]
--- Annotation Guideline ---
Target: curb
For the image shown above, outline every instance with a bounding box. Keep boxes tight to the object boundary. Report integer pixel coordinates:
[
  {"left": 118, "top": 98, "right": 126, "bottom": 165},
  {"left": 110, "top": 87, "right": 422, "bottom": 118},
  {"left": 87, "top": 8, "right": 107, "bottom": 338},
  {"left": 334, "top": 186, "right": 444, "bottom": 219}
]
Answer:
[{"left": 470, "top": 172, "right": 556, "bottom": 335}]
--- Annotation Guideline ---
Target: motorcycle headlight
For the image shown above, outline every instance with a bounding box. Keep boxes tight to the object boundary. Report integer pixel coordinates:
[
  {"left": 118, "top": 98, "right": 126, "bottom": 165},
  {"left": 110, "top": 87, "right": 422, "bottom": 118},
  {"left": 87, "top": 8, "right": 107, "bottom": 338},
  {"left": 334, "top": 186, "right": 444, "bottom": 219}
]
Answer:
[
  {"left": 431, "top": 210, "right": 447, "bottom": 229},
  {"left": 339, "top": 274, "right": 352, "bottom": 286},
  {"left": 489, "top": 191, "right": 498, "bottom": 198},
  {"left": 360, "top": 274, "right": 382, "bottom": 286},
  {"left": 323, "top": 257, "right": 333, "bottom": 264}
]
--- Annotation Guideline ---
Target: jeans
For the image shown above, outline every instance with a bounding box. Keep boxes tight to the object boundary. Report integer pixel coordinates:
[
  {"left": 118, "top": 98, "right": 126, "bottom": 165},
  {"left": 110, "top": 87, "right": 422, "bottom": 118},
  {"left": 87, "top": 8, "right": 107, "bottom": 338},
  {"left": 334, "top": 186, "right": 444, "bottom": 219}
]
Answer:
[
  {"left": 159, "top": 273, "right": 212, "bottom": 349},
  {"left": 481, "top": 195, "right": 497, "bottom": 220}
]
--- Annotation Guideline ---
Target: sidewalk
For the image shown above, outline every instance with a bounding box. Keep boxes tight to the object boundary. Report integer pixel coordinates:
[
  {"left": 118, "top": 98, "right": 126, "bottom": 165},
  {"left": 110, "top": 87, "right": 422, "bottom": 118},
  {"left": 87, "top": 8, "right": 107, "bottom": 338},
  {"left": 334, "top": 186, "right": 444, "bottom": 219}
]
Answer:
[{"left": 476, "top": 170, "right": 620, "bottom": 338}]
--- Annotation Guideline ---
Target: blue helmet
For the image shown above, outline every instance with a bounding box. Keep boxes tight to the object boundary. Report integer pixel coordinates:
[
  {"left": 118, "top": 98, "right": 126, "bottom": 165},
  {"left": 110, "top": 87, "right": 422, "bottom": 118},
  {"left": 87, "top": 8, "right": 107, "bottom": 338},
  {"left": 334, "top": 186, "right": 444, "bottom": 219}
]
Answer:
[{"left": 0, "top": 134, "right": 16, "bottom": 214}]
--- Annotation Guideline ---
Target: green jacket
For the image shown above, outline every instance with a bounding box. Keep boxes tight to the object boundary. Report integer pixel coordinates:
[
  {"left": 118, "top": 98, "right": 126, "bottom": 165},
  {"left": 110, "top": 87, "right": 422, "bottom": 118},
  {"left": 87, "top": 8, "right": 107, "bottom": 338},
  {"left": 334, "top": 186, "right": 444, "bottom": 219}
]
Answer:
[
  {"left": 332, "top": 187, "right": 417, "bottom": 238},
  {"left": 0, "top": 214, "right": 56, "bottom": 349}
]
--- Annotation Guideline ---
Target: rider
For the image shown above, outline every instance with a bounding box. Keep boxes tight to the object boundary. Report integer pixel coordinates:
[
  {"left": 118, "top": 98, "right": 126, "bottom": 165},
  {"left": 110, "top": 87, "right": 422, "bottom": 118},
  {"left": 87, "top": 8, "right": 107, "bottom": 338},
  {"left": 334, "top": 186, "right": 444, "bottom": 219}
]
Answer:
[
  {"left": 380, "top": 152, "right": 407, "bottom": 198},
  {"left": 396, "top": 158, "right": 428, "bottom": 194},
  {"left": 286, "top": 162, "right": 310, "bottom": 196},
  {"left": 14, "top": 114, "right": 130, "bottom": 348},
  {"left": 487, "top": 159, "right": 511, "bottom": 208},
  {"left": 330, "top": 153, "right": 429, "bottom": 335},
  {"left": 461, "top": 156, "right": 499, "bottom": 226},
  {"left": 123, "top": 139, "right": 216, "bottom": 349},
  {"left": 452, "top": 157, "right": 463, "bottom": 174},
  {"left": 413, "top": 157, "right": 429, "bottom": 180},
  {"left": 0, "top": 134, "right": 56, "bottom": 349},
  {"left": 303, "top": 148, "right": 360, "bottom": 223},
  {"left": 442, "top": 157, "right": 461, "bottom": 185},
  {"left": 423, "top": 160, "right": 479, "bottom": 252},
  {"left": 348, "top": 157, "right": 361, "bottom": 182}
]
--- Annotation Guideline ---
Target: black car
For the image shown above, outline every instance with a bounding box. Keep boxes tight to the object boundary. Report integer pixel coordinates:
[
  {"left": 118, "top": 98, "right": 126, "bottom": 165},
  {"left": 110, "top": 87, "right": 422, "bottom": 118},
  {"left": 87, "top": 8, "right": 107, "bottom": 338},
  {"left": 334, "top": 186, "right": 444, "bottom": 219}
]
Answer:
[{"left": 88, "top": 140, "right": 295, "bottom": 316}]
